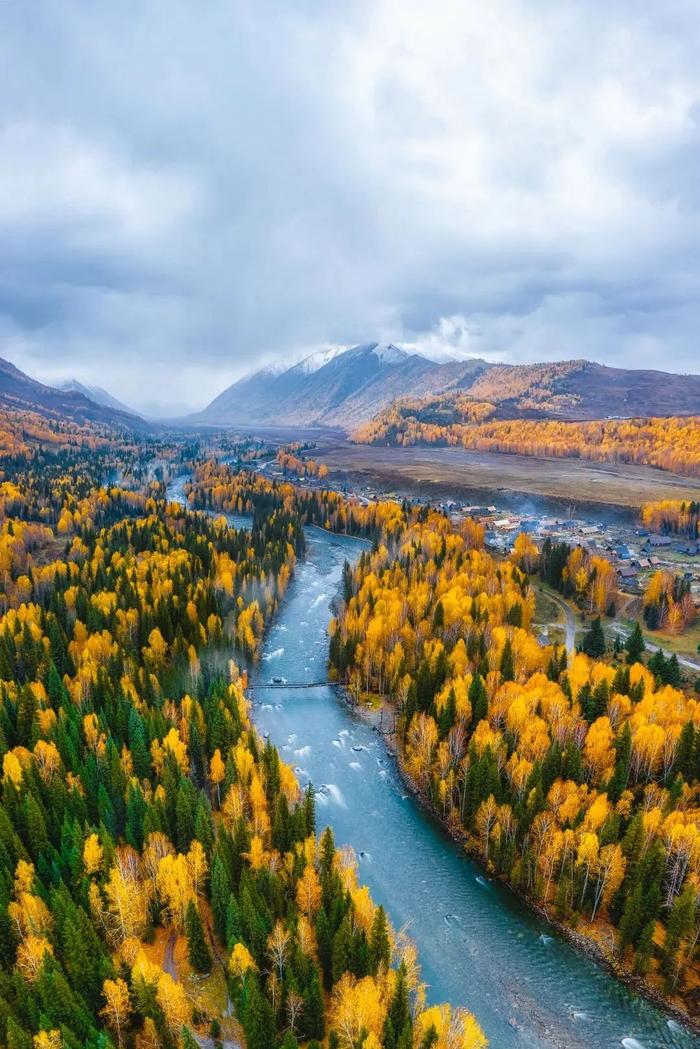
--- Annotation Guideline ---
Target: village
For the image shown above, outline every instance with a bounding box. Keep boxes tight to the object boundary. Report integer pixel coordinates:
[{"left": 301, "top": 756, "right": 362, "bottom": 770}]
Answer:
[
  {"left": 257, "top": 447, "right": 700, "bottom": 605},
  {"left": 471, "top": 505, "right": 700, "bottom": 600}
]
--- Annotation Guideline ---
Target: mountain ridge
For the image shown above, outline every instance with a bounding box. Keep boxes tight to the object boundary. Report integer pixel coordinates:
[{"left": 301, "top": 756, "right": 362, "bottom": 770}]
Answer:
[
  {"left": 59, "top": 379, "right": 142, "bottom": 418},
  {"left": 195, "top": 345, "right": 700, "bottom": 430},
  {"left": 0, "top": 357, "right": 150, "bottom": 432}
]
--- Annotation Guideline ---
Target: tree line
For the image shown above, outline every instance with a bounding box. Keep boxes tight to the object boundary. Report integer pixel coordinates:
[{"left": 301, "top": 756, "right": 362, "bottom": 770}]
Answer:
[
  {"left": 329, "top": 503, "right": 700, "bottom": 1008},
  {"left": 0, "top": 445, "right": 487, "bottom": 1049}
]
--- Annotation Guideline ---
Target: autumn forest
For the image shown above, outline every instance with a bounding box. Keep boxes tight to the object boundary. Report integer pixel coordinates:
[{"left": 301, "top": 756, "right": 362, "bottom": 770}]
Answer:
[
  {"left": 355, "top": 395, "right": 700, "bottom": 478},
  {"left": 1, "top": 407, "right": 700, "bottom": 1049},
  {"left": 0, "top": 427, "right": 491, "bottom": 1049}
]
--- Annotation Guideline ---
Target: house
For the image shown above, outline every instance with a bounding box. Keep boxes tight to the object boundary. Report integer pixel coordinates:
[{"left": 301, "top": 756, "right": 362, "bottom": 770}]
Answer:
[
  {"left": 648, "top": 535, "right": 672, "bottom": 547},
  {"left": 618, "top": 565, "right": 638, "bottom": 579}
]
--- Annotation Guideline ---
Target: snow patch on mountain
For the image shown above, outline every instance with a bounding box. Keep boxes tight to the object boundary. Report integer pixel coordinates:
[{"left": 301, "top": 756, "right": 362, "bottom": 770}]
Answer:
[
  {"left": 263, "top": 362, "right": 288, "bottom": 377},
  {"left": 292, "top": 347, "right": 346, "bottom": 374},
  {"left": 371, "top": 344, "right": 411, "bottom": 364}
]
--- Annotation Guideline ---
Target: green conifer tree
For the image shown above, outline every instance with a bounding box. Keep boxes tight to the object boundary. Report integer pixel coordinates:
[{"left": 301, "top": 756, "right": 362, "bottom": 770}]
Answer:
[{"left": 185, "top": 900, "right": 212, "bottom": 973}]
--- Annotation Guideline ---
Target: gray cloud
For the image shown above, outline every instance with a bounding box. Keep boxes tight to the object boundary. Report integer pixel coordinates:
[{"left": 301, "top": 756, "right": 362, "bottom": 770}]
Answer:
[{"left": 1, "top": 0, "right": 700, "bottom": 414}]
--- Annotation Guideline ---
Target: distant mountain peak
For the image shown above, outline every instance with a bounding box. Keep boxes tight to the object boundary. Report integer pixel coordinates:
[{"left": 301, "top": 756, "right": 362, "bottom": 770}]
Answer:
[
  {"left": 194, "top": 347, "right": 700, "bottom": 430},
  {"left": 371, "top": 343, "right": 410, "bottom": 364},
  {"left": 195, "top": 340, "right": 468, "bottom": 427},
  {"left": 0, "top": 357, "right": 149, "bottom": 431},
  {"left": 291, "top": 347, "right": 346, "bottom": 375},
  {"left": 59, "top": 379, "right": 140, "bottom": 417}
]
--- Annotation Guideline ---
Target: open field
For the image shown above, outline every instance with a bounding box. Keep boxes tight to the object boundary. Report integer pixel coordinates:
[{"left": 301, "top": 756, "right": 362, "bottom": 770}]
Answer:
[
  {"left": 315, "top": 439, "right": 700, "bottom": 511},
  {"left": 617, "top": 616, "right": 700, "bottom": 669}
]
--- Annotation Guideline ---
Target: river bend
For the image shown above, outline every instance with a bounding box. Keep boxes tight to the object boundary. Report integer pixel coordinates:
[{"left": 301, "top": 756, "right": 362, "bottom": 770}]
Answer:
[{"left": 167, "top": 478, "right": 698, "bottom": 1048}]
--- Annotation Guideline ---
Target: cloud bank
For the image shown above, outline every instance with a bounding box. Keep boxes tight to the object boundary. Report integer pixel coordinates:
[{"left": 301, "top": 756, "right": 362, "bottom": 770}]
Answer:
[{"left": 1, "top": 0, "right": 699, "bottom": 412}]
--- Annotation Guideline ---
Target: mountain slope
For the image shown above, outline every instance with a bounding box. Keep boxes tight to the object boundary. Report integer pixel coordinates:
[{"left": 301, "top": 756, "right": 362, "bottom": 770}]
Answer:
[
  {"left": 197, "top": 347, "right": 700, "bottom": 430},
  {"left": 59, "top": 379, "right": 141, "bottom": 417},
  {"left": 197, "top": 343, "right": 490, "bottom": 427},
  {"left": 463, "top": 359, "right": 700, "bottom": 420},
  {"left": 0, "top": 357, "right": 149, "bottom": 431}
]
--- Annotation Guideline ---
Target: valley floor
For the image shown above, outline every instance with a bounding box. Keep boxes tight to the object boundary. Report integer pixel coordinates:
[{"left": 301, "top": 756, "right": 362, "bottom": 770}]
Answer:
[{"left": 315, "top": 439, "right": 700, "bottom": 511}]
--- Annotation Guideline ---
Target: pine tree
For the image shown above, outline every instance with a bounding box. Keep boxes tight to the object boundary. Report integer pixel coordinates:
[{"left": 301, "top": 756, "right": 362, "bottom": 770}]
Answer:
[
  {"left": 194, "top": 796, "right": 215, "bottom": 856},
  {"left": 608, "top": 723, "right": 632, "bottom": 802},
  {"left": 175, "top": 779, "right": 197, "bottom": 852},
  {"left": 591, "top": 680, "right": 610, "bottom": 721},
  {"left": 210, "top": 852, "right": 231, "bottom": 942},
  {"left": 185, "top": 900, "right": 212, "bottom": 973},
  {"left": 582, "top": 617, "right": 606, "bottom": 658},
  {"left": 666, "top": 653, "right": 682, "bottom": 688},
  {"left": 301, "top": 968, "right": 325, "bottom": 1040},
  {"left": 634, "top": 919, "right": 655, "bottom": 975},
  {"left": 625, "top": 621, "right": 646, "bottom": 664},
  {"left": 314, "top": 907, "right": 332, "bottom": 987},
  {"left": 23, "top": 793, "right": 49, "bottom": 857},
  {"left": 6, "top": 1018, "right": 32, "bottom": 1049},
  {"left": 303, "top": 783, "right": 316, "bottom": 836},
  {"left": 368, "top": 905, "right": 391, "bottom": 974},
  {"left": 438, "top": 688, "right": 456, "bottom": 738},
  {"left": 226, "top": 892, "right": 242, "bottom": 948},
  {"left": 331, "top": 915, "right": 352, "bottom": 983},
  {"left": 663, "top": 885, "right": 696, "bottom": 990},
  {"left": 468, "top": 674, "right": 488, "bottom": 729},
  {"left": 419, "top": 1026, "right": 439, "bottom": 1049},
  {"left": 500, "top": 639, "right": 514, "bottom": 682},
  {"left": 242, "top": 976, "right": 276, "bottom": 1049},
  {"left": 383, "top": 963, "right": 411, "bottom": 1049},
  {"left": 673, "top": 722, "right": 695, "bottom": 782}
]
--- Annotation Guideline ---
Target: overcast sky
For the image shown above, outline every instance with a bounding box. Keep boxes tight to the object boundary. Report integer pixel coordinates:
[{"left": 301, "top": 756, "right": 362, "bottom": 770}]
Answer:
[{"left": 2, "top": 1, "right": 700, "bottom": 414}]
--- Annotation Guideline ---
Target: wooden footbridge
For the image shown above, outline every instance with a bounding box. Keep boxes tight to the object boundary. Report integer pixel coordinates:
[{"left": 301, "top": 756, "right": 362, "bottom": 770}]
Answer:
[{"left": 247, "top": 680, "right": 337, "bottom": 690}]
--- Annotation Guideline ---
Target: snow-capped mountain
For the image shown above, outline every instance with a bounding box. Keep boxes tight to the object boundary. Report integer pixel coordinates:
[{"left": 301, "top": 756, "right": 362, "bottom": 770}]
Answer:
[
  {"left": 193, "top": 342, "right": 700, "bottom": 430},
  {"left": 289, "top": 346, "right": 346, "bottom": 375},
  {"left": 194, "top": 342, "right": 486, "bottom": 428}
]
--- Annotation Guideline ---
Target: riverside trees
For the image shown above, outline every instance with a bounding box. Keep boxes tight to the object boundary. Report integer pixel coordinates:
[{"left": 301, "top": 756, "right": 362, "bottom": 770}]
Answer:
[
  {"left": 329, "top": 504, "right": 700, "bottom": 1004},
  {"left": 0, "top": 442, "right": 487, "bottom": 1049}
]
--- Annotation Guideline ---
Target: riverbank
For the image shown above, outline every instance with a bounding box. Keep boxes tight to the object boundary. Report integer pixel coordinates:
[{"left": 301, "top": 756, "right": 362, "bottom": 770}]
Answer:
[
  {"left": 343, "top": 689, "right": 700, "bottom": 1039},
  {"left": 173, "top": 472, "right": 700, "bottom": 1045}
]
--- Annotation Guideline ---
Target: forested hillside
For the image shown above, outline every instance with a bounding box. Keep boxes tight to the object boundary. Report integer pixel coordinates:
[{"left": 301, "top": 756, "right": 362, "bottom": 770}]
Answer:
[
  {"left": 0, "top": 358, "right": 147, "bottom": 433},
  {"left": 329, "top": 504, "right": 700, "bottom": 1014},
  {"left": 0, "top": 438, "right": 487, "bottom": 1049},
  {"left": 355, "top": 401, "right": 700, "bottom": 478}
]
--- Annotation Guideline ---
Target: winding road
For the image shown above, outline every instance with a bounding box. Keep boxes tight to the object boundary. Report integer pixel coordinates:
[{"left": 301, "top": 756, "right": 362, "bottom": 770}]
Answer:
[
  {"left": 610, "top": 624, "right": 700, "bottom": 674},
  {"left": 537, "top": 585, "right": 578, "bottom": 655}
]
